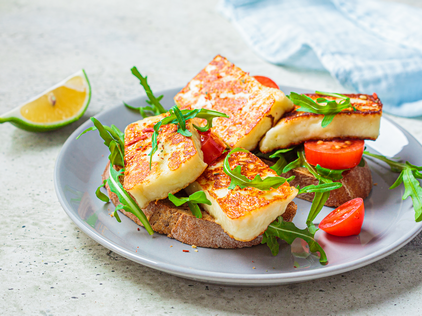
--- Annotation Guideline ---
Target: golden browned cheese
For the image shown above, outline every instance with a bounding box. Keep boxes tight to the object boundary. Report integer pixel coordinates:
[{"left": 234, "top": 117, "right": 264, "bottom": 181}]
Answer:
[
  {"left": 283, "top": 93, "right": 382, "bottom": 122},
  {"left": 174, "top": 55, "right": 294, "bottom": 151},
  {"left": 102, "top": 162, "right": 297, "bottom": 249},
  {"left": 186, "top": 150, "right": 298, "bottom": 241},
  {"left": 123, "top": 114, "right": 207, "bottom": 208},
  {"left": 260, "top": 93, "right": 383, "bottom": 152}
]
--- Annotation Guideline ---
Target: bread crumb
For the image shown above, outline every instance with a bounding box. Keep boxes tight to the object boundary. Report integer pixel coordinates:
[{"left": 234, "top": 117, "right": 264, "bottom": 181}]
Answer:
[
  {"left": 374, "top": 183, "right": 378, "bottom": 186},
  {"left": 170, "top": 246, "right": 173, "bottom": 248},
  {"left": 192, "top": 245, "right": 197, "bottom": 249},
  {"left": 252, "top": 267, "right": 256, "bottom": 269},
  {"left": 194, "top": 250, "right": 198, "bottom": 252}
]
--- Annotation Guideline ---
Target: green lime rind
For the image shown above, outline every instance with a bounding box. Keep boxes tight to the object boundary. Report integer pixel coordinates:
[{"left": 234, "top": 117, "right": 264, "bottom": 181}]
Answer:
[{"left": 0, "top": 69, "right": 91, "bottom": 132}]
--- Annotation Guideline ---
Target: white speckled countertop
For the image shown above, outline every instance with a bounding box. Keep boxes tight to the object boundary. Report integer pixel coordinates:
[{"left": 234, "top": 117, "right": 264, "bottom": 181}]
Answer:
[{"left": 2, "top": 0, "right": 422, "bottom": 314}]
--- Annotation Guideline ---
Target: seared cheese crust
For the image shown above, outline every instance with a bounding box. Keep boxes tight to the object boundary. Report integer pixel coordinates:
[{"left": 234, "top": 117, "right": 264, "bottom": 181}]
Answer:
[
  {"left": 185, "top": 150, "right": 298, "bottom": 242},
  {"left": 260, "top": 94, "right": 382, "bottom": 152},
  {"left": 124, "top": 114, "right": 207, "bottom": 208},
  {"left": 174, "top": 55, "right": 294, "bottom": 151}
]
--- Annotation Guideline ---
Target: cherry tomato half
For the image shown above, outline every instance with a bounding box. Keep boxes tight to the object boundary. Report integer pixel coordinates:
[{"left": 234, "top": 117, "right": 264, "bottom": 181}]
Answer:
[
  {"left": 319, "top": 198, "right": 365, "bottom": 237},
  {"left": 253, "top": 76, "right": 279, "bottom": 89},
  {"left": 304, "top": 139, "right": 364, "bottom": 170},
  {"left": 198, "top": 130, "right": 226, "bottom": 165}
]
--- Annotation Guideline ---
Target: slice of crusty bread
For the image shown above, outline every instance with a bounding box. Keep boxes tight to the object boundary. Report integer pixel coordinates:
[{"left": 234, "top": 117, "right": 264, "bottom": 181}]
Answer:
[
  {"left": 102, "top": 162, "right": 297, "bottom": 248},
  {"left": 275, "top": 159, "right": 372, "bottom": 207}
]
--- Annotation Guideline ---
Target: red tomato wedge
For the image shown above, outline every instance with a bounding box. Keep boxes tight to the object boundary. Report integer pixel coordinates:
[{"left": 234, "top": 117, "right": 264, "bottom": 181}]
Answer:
[
  {"left": 253, "top": 76, "right": 279, "bottom": 89},
  {"left": 198, "top": 130, "right": 226, "bottom": 165},
  {"left": 304, "top": 139, "right": 364, "bottom": 170},
  {"left": 319, "top": 198, "right": 365, "bottom": 237}
]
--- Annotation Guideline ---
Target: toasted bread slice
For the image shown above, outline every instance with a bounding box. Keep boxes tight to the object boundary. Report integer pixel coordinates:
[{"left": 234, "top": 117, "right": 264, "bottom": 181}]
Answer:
[
  {"left": 275, "top": 159, "right": 373, "bottom": 207},
  {"left": 123, "top": 114, "right": 207, "bottom": 208},
  {"left": 185, "top": 150, "right": 298, "bottom": 242},
  {"left": 174, "top": 55, "right": 294, "bottom": 151},
  {"left": 102, "top": 163, "right": 297, "bottom": 248},
  {"left": 260, "top": 93, "right": 382, "bottom": 152}
]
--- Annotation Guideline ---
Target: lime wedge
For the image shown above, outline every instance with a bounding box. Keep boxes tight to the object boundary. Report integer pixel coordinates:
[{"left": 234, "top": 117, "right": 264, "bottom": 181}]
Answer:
[{"left": 0, "top": 69, "right": 91, "bottom": 132}]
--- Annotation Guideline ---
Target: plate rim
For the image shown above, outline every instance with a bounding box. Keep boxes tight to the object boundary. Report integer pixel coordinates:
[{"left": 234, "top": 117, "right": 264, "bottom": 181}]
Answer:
[{"left": 54, "top": 85, "right": 422, "bottom": 285}]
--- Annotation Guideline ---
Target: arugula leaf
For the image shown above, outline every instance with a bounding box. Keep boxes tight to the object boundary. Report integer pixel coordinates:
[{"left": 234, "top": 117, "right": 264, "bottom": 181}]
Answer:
[
  {"left": 315, "top": 91, "right": 349, "bottom": 99},
  {"left": 321, "top": 113, "right": 337, "bottom": 128},
  {"left": 76, "top": 126, "right": 96, "bottom": 139},
  {"left": 148, "top": 107, "right": 228, "bottom": 169},
  {"left": 77, "top": 118, "right": 125, "bottom": 167},
  {"left": 107, "top": 166, "right": 154, "bottom": 235},
  {"left": 282, "top": 158, "right": 302, "bottom": 174},
  {"left": 124, "top": 67, "right": 167, "bottom": 117},
  {"left": 315, "top": 164, "right": 347, "bottom": 181},
  {"left": 170, "top": 106, "right": 192, "bottom": 137},
  {"left": 298, "top": 182, "right": 342, "bottom": 194},
  {"left": 282, "top": 148, "right": 345, "bottom": 227},
  {"left": 270, "top": 156, "right": 288, "bottom": 176},
  {"left": 253, "top": 147, "right": 296, "bottom": 160},
  {"left": 148, "top": 120, "right": 162, "bottom": 169},
  {"left": 364, "top": 151, "right": 422, "bottom": 221},
  {"left": 168, "top": 191, "right": 212, "bottom": 218},
  {"left": 95, "top": 180, "right": 110, "bottom": 203},
  {"left": 223, "top": 148, "right": 294, "bottom": 191},
  {"left": 269, "top": 147, "right": 296, "bottom": 159},
  {"left": 192, "top": 109, "right": 229, "bottom": 132},
  {"left": 261, "top": 217, "right": 328, "bottom": 265},
  {"left": 307, "top": 191, "right": 330, "bottom": 230},
  {"left": 267, "top": 147, "right": 296, "bottom": 175},
  {"left": 288, "top": 91, "right": 356, "bottom": 128}
]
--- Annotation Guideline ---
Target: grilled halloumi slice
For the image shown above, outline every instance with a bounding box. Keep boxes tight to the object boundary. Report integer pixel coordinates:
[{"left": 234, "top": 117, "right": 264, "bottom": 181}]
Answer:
[
  {"left": 259, "top": 93, "right": 382, "bottom": 152},
  {"left": 174, "top": 55, "right": 294, "bottom": 151},
  {"left": 185, "top": 150, "right": 298, "bottom": 242},
  {"left": 123, "top": 114, "right": 207, "bottom": 209}
]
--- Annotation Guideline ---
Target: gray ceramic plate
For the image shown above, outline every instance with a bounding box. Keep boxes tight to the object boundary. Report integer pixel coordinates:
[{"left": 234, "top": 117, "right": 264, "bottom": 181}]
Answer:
[{"left": 54, "top": 86, "right": 422, "bottom": 286}]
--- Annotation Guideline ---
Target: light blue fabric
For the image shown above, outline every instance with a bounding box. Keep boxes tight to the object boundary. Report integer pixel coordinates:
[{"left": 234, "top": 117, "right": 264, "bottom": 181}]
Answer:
[{"left": 219, "top": 0, "right": 422, "bottom": 117}]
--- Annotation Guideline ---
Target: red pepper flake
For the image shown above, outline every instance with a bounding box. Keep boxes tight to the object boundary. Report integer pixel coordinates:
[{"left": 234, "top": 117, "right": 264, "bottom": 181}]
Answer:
[
  {"left": 137, "top": 228, "right": 140, "bottom": 231},
  {"left": 136, "top": 146, "right": 143, "bottom": 151},
  {"left": 142, "top": 128, "right": 154, "bottom": 133},
  {"left": 183, "top": 250, "right": 190, "bottom": 253},
  {"left": 373, "top": 92, "right": 378, "bottom": 99},
  {"left": 126, "top": 135, "right": 147, "bottom": 146}
]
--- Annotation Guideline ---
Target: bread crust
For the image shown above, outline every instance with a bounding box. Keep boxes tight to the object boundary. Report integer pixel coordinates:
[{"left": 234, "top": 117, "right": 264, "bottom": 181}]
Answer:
[
  {"left": 279, "top": 160, "right": 372, "bottom": 207},
  {"left": 102, "top": 163, "right": 297, "bottom": 248}
]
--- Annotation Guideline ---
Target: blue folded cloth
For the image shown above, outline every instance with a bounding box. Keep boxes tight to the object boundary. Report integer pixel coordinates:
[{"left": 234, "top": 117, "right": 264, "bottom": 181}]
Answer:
[{"left": 219, "top": 0, "right": 422, "bottom": 117}]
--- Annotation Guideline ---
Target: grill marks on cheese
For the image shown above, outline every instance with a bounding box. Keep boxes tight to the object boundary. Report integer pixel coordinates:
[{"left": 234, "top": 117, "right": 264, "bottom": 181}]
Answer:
[
  {"left": 123, "top": 114, "right": 207, "bottom": 208},
  {"left": 260, "top": 93, "right": 383, "bottom": 152},
  {"left": 174, "top": 55, "right": 294, "bottom": 151},
  {"left": 186, "top": 151, "right": 298, "bottom": 242}
]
